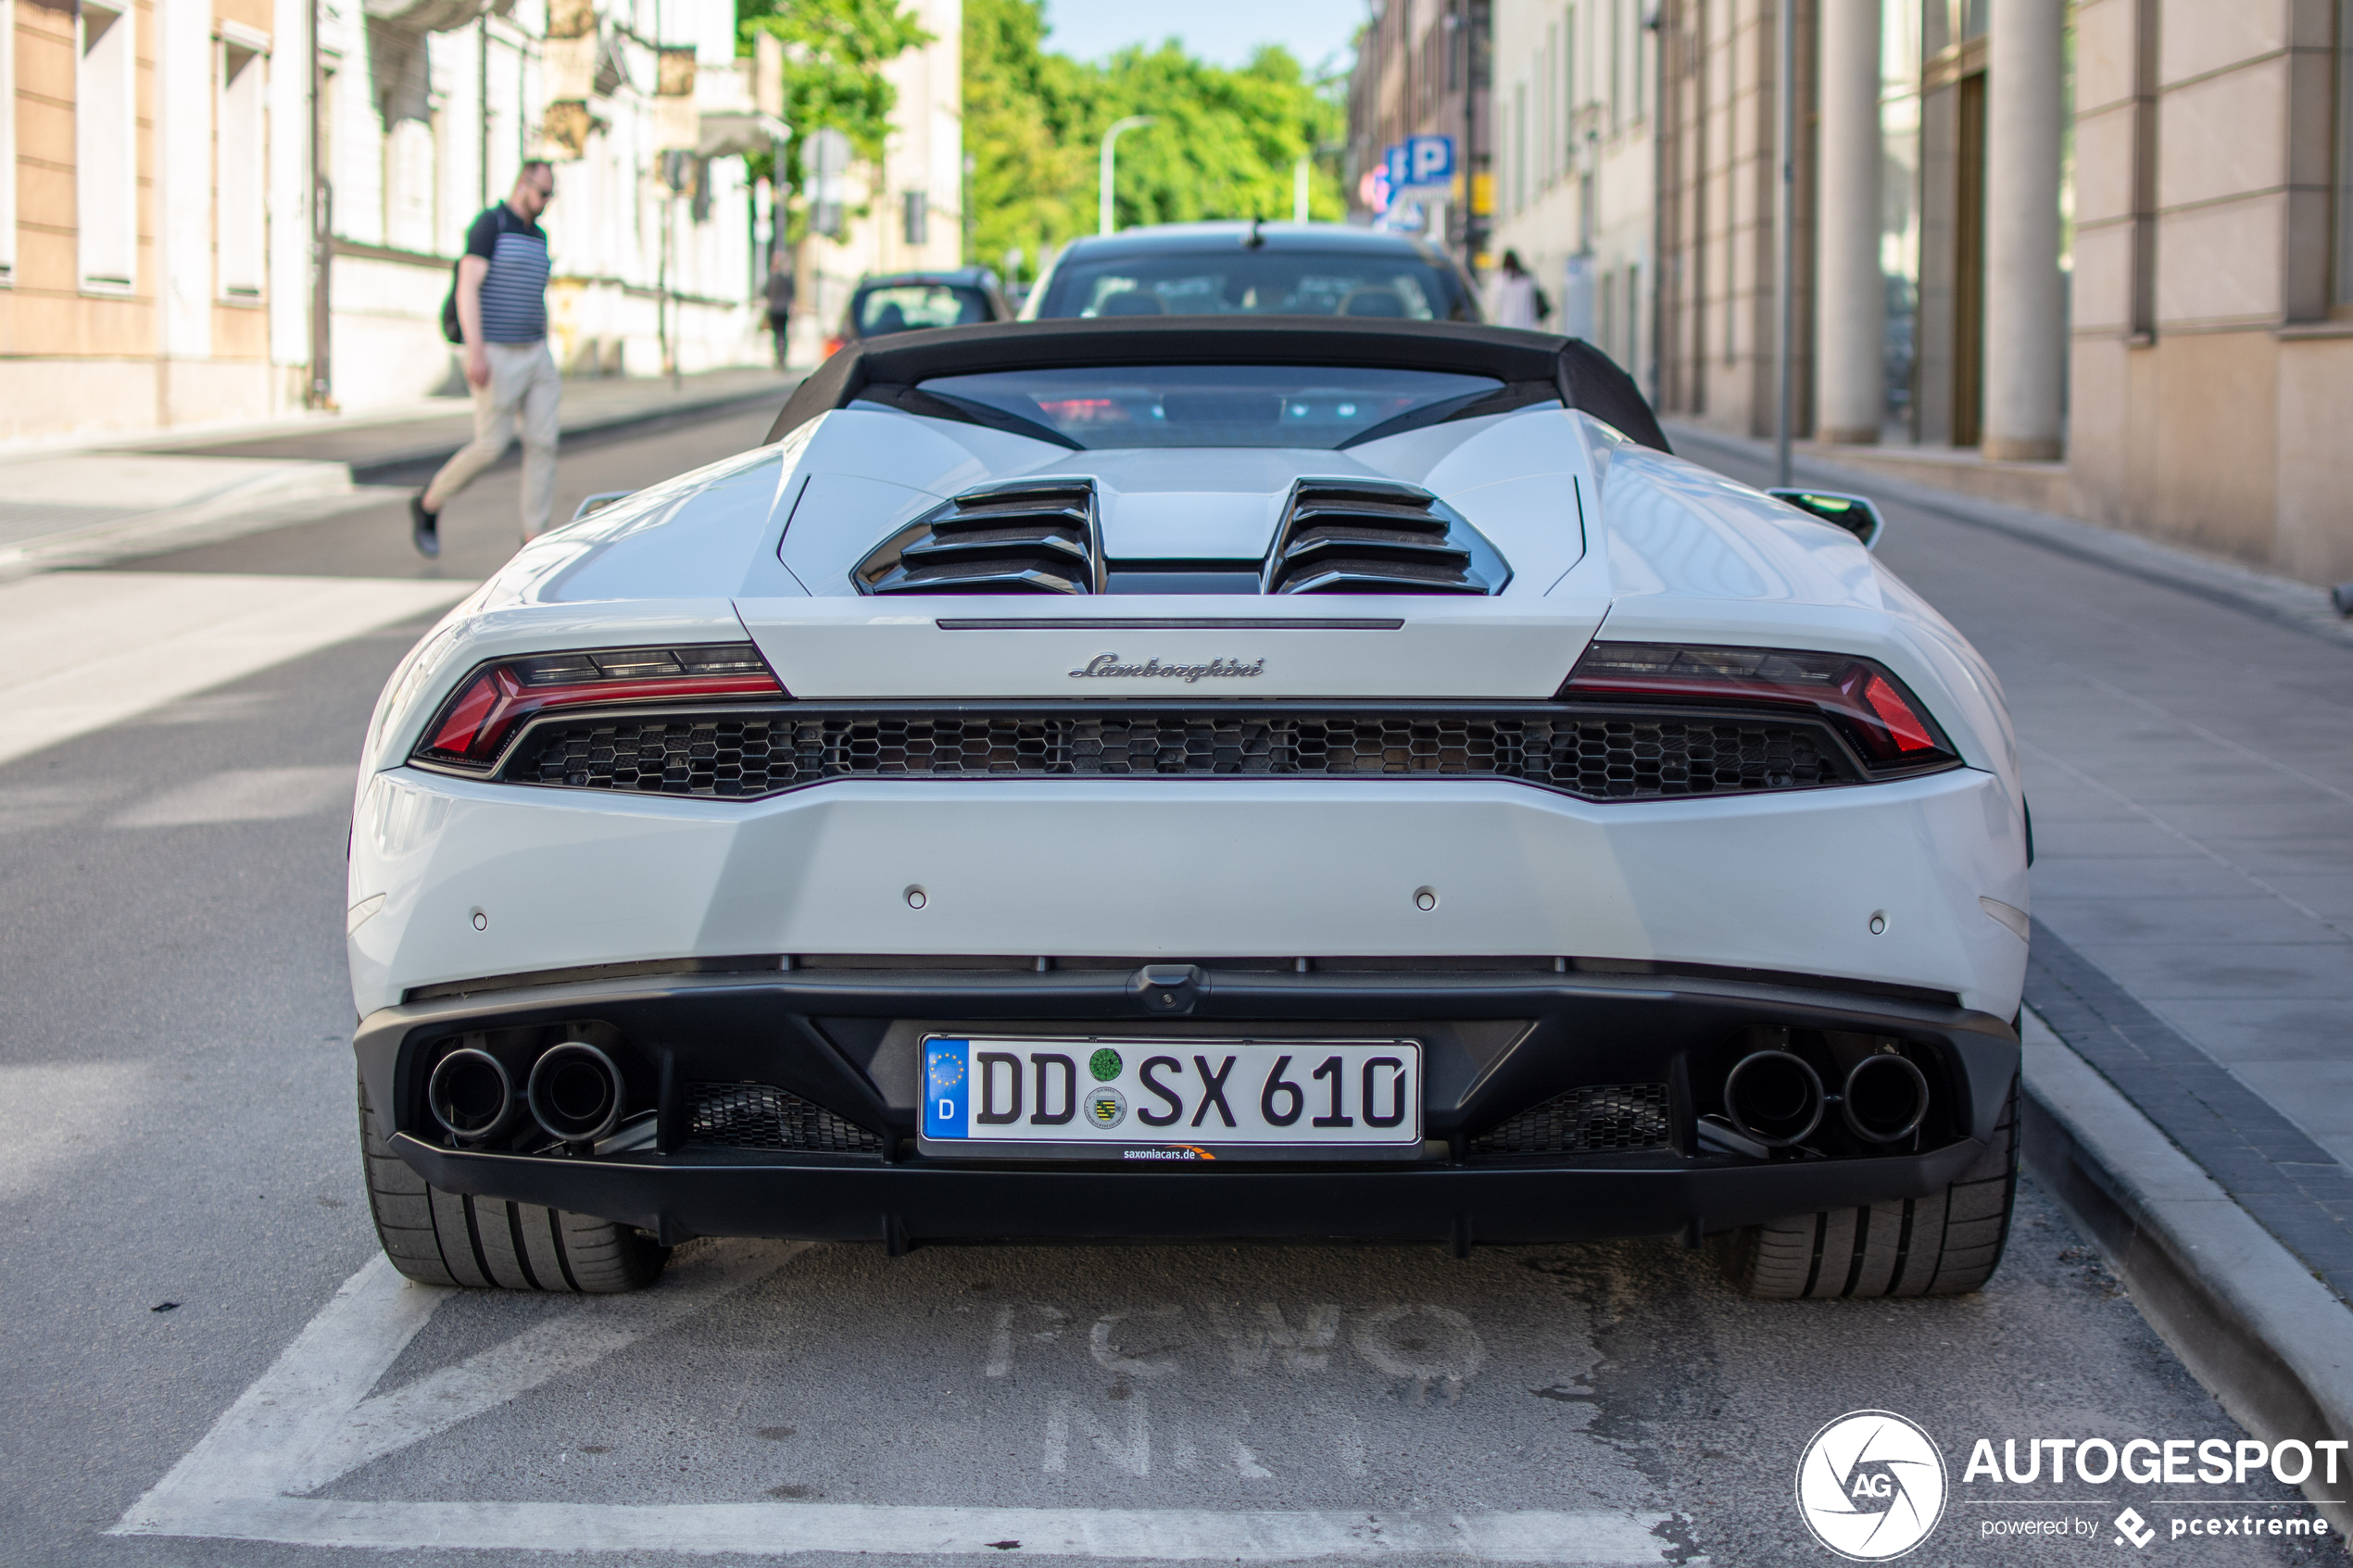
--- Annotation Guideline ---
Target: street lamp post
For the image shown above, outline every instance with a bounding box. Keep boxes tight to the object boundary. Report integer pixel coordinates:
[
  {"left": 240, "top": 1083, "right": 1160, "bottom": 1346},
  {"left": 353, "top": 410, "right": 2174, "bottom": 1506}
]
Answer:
[{"left": 1099, "top": 116, "right": 1156, "bottom": 236}]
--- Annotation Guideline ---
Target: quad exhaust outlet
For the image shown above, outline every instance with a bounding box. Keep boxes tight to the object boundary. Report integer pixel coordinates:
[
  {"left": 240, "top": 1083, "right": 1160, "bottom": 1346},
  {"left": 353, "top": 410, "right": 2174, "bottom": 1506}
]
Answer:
[
  {"left": 426, "top": 1047, "right": 514, "bottom": 1140},
  {"left": 1841, "top": 1053, "right": 1931, "bottom": 1143},
  {"left": 1722, "top": 1049, "right": 1826, "bottom": 1148},
  {"left": 526, "top": 1042, "right": 625, "bottom": 1144}
]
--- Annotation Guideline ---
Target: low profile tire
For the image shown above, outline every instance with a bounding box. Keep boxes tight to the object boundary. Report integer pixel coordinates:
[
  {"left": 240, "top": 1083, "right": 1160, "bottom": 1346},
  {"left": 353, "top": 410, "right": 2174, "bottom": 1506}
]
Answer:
[
  {"left": 1716, "top": 1074, "right": 2019, "bottom": 1300},
  {"left": 359, "top": 1075, "right": 668, "bottom": 1293}
]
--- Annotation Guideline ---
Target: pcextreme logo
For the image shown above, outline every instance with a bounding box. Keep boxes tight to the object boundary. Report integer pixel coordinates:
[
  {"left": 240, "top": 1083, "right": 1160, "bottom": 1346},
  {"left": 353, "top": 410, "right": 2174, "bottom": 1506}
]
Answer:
[{"left": 1796, "top": 1410, "right": 1949, "bottom": 1561}]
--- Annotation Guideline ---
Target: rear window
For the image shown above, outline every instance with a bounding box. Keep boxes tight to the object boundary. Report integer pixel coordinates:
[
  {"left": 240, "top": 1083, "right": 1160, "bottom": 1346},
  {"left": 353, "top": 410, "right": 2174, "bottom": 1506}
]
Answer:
[
  {"left": 855, "top": 284, "right": 992, "bottom": 336},
  {"left": 916, "top": 364, "right": 1504, "bottom": 449},
  {"left": 1033, "top": 249, "right": 1475, "bottom": 322}
]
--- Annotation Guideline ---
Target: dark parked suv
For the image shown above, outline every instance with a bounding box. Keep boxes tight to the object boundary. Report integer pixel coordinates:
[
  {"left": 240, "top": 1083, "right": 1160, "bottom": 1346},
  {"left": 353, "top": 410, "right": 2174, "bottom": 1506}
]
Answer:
[
  {"left": 1022, "top": 222, "right": 1483, "bottom": 323},
  {"left": 825, "top": 267, "right": 1015, "bottom": 358}
]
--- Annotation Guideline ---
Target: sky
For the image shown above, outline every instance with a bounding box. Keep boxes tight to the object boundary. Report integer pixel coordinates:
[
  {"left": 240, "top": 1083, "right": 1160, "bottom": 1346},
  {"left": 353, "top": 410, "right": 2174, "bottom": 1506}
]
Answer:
[{"left": 1038, "top": 0, "right": 1365, "bottom": 72}]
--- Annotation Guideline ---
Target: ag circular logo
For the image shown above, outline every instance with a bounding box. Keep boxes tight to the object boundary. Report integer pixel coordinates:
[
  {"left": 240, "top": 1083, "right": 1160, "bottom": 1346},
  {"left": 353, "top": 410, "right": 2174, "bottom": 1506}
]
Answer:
[
  {"left": 1085, "top": 1087, "right": 1127, "bottom": 1129},
  {"left": 1795, "top": 1410, "right": 1946, "bottom": 1561}
]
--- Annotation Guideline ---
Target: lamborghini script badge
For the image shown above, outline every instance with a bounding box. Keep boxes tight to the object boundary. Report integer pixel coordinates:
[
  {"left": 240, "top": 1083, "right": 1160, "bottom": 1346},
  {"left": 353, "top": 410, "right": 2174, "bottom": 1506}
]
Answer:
[{"left": 1069, "top": 653, "right": 1266, "bottom": 683}]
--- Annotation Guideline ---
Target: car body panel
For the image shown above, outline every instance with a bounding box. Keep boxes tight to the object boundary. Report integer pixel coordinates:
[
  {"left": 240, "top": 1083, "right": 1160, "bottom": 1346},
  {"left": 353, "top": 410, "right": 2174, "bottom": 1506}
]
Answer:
[{"left": 348, "top": 763, "right": 2026, "bottom": 1020}]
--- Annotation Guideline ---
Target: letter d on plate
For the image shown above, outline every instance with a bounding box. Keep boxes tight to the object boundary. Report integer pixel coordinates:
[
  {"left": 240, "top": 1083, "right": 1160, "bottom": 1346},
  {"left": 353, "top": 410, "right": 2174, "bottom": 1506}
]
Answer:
[{"left": 925, "top": 1039, "right": 971, "bottom": 1138}]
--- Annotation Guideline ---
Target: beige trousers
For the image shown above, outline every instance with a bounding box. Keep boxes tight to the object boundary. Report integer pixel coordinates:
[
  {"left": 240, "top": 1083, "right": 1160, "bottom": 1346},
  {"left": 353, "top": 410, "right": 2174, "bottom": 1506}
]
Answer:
[{"left": 424, "top": 339, "right": 561, "bottom": 539}]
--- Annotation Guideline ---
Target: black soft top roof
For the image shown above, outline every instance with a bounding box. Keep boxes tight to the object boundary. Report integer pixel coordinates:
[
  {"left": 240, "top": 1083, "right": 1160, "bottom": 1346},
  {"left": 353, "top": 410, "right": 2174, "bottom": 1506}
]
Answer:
[{"left": 762, "top": 318, "right": 1670, "bottom": 454}]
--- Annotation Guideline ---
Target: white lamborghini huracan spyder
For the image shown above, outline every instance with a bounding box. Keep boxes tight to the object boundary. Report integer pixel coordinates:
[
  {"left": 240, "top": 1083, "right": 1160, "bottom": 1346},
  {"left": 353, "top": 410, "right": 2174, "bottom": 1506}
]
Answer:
[{"left": 348, "top": 317, "right": 2029, "bottom": 1299}]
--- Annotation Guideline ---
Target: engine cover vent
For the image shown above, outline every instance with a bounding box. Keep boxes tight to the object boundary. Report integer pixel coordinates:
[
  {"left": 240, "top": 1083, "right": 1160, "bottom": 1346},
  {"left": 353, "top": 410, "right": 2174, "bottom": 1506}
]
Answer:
[
  {"left": 1264, "top": 478, "right": 1510, "bottom": 596},
  {"left": 856, "top": 478, "right": 1102, "bottom": 596}
]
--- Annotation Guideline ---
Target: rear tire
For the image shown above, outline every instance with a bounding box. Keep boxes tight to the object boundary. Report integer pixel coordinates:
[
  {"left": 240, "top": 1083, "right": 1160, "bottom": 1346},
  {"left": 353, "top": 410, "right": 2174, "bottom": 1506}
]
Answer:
[
  {"left": 359, "top": 1075, "right": 668, "bottom": 1293},
  {"left": 1717, "top": 1074, "right": 2019, "bottom": 1299}
]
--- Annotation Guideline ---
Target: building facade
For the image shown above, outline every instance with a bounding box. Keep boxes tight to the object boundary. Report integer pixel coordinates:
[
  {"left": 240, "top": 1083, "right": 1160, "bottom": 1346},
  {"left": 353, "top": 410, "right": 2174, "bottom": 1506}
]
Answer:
[
  {"left": 1490, "top": 0, "right": 1656, "bottom": 385},
  {"left": 786, "top": 0, "right": 963, "bottom": 363},
  {"left": 1645, "top": 0, "right": 2353, "bottom": 588},
  {"left": 1346, "top": 0, "right": 1493, "bottom": 267},
  {"left": 1, "top": 0, "right": 784, "bottom": 443}
]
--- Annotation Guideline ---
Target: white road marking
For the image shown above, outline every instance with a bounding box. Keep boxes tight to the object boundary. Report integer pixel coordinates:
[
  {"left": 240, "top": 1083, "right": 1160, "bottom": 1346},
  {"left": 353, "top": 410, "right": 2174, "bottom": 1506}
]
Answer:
[
  {"left": 113, "top": 1497, "right": 1678, "bottom": 1560},
  {"left": 1045, "top": 1388, "right": 1153, "bottom": 1477},
  {"left": 1211, "top": 1302, "right": 1340, "bottom": 1374},
  {"left": 279, "top": 1244, "right": 804, "bottom": 1494},
  {"left": 0, "top": 571, "right": 471, "bottom": 770},
  {"left": 113, "top": 765, "right": 354, "bottom": 828},
  {"left": 114, "top": 1251, "right": 1676, "bottom": 1562},
  {"left": 1090, "top": 1306, "right": 1183, "bottom": 1377}
]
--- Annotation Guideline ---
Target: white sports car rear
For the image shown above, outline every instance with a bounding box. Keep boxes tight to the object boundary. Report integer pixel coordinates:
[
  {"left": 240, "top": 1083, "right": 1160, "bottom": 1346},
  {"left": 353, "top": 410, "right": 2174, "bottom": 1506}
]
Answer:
[{"left": 348, "top": 319, "right": 2029, "bottom": 1300}]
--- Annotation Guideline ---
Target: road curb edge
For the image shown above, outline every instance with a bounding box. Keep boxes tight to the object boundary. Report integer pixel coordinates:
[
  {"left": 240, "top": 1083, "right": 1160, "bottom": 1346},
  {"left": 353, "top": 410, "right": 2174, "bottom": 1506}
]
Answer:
[{"left": 2020, "top": 1010, "right": 2353, "bottom": 1536}]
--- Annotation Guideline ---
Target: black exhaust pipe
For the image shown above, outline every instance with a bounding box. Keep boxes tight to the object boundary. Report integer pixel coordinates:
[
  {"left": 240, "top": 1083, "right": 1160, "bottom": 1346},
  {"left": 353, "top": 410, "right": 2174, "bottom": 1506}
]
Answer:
[
  {"left": 527, "top": 1042, "right": 625, "bottom": 1145},
  {"left": 1723, "top": 1049, "right": 1825, "bottom": 1147},
  {"left": 427, "top": 1047, "right": 514, "bottom": 1140},
  {"left": 1842, "top": 1053, "right": 1931, "bottom": 1143}
]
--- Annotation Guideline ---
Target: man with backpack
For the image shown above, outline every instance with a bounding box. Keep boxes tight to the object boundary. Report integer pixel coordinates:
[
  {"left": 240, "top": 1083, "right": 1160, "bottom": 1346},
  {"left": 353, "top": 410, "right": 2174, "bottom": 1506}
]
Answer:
[{"left": 411, "top": 161, "right": 559, "bottom": 558}]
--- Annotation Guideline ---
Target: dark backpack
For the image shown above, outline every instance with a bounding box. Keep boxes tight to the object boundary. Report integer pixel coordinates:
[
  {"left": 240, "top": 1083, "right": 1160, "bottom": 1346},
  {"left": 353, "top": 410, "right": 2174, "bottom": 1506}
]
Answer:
[{"left": 439, "top": 255, "right": 466, "bottom": 345}]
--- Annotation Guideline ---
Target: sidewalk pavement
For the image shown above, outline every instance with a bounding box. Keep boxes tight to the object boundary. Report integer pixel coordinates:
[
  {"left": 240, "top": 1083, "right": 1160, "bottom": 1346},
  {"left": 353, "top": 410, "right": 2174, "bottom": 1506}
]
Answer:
[
  {"left": 120, "top": 364, "right": 799, "bottom": 480},
  {"left": 0, "top": 366, "right": 799, "bottom": 577}
]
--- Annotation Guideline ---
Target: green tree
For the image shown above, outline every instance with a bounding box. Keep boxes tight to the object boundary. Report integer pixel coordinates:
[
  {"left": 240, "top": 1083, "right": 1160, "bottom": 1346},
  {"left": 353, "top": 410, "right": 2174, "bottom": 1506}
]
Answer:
[
  {"left": 739, "top": 0, "right": 932, "bottom": 194},
  {"left": 963, "top": 4, "right": 1349, "bottom": 275},
  {"left": 963, "top": 0, "right": 1096, "bottom": 277}
]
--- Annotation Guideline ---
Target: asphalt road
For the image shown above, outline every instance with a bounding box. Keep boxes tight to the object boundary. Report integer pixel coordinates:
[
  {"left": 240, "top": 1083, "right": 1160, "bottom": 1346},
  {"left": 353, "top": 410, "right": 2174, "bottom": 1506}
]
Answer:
[{"left": 0, "top": 405, "right": 2340, "bottom": 1567}]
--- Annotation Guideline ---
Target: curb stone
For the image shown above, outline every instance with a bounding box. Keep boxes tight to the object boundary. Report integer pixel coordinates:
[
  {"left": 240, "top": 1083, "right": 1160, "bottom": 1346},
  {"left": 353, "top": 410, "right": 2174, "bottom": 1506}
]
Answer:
[{"left": 2021, "top": 1007, "right": 2353, "bottom": 1537}]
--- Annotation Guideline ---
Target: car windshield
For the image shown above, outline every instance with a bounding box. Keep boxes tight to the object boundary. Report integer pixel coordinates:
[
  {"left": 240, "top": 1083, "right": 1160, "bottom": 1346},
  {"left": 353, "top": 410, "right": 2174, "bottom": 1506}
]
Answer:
[
  {"left": 915, "top": 365, "right": 1504, "bottom": 449},
  {"left": 856, "top": 284, "right": 991, "bottom": 335},
  {"left": 1033, "top": 250, "right": 1474, "bottom": 321}
]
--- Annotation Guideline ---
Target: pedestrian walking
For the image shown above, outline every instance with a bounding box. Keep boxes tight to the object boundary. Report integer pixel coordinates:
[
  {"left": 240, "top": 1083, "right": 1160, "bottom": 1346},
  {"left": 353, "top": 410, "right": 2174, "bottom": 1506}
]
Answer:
[
  {"left": 764, "top": 253, "right": 797, "bottom": 370},
  {"left": 411, "top": 161, "right": 560, "bottom": 558},
  {"left": 1487, "top": 250, "right": 1549, "bottom": 332}
]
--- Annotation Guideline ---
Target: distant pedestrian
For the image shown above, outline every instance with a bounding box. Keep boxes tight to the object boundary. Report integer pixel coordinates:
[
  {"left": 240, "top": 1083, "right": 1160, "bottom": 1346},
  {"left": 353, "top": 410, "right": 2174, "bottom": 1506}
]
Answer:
[
  {"left": 764, "top": 253, "right": 797, "bottom": 370},
  {"left": 1488, "top": 250, "right": 1546, "bottom": 332},
  {"left": 412, "top": 161, "right": 560, "bottom": 558}
]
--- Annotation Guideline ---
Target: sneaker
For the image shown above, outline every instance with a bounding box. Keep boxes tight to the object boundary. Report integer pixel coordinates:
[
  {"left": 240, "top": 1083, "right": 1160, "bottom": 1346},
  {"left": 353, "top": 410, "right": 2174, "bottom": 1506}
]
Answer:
[{"left": 409, "top": 493, "right": 440, "bottom": 558}]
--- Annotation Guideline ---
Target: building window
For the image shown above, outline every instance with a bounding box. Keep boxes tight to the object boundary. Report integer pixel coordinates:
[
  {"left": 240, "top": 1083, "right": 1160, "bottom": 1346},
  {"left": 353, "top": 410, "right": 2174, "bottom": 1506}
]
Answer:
[
  {"left": 77, "top": 0, "right": 137, "bottom": 290},
  {"left": 219, "top": 43, "right": 265, "bottom": 298},
  {"left": 1564, "top": 4, "right": 1578, "bottom": 158},
  {"left": 2337, "top": 0, "right": 2353, "bottom": 307},
  {"left": 0, "top": 0, "right": 15, "bottom": 282},
  {"left": 1514, "top": 82, "right": 1528, "bottom": 213}
]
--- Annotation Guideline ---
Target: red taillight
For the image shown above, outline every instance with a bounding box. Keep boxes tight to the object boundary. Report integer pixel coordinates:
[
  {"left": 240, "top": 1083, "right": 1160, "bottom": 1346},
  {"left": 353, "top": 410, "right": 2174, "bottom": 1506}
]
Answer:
[
  {"left": 1562, "top": 642, "right": 1957, "bottom": 771},
  {"left": 412, "top": 643, "right": 785, "bottom": 770},
  {"left": 1860, "top": 672, "right": 1935, "bottom": 753}
]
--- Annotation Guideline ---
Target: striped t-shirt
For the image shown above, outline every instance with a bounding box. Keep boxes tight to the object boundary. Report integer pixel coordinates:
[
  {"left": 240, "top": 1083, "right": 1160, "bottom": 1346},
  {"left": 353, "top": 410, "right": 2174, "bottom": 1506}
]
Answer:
[{"left": 465, "top": 204, "right": 550, "bottom": 343}]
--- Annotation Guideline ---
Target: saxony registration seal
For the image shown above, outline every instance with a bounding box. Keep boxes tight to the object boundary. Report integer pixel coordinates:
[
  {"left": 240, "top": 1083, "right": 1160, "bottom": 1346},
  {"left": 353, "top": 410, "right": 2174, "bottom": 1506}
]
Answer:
[{"left": 1795, "top": 1410, "right": 1946, "bottom": 1560}]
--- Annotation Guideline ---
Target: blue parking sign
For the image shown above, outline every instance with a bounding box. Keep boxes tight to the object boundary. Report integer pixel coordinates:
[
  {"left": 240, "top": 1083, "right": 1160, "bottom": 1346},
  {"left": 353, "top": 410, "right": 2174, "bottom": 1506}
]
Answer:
[{"left": 1403, "top": 135, "right": 1453, "bottom": 190}]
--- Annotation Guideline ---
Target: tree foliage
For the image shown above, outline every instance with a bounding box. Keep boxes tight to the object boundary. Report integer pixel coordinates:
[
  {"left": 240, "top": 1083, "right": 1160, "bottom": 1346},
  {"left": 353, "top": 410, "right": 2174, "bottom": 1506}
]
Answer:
[
  {"left": 964, "top": 0, "right": 1348, "bottom": 279},
  {"left": 738, "top": 0, "right": 933, "bottom": 190}
]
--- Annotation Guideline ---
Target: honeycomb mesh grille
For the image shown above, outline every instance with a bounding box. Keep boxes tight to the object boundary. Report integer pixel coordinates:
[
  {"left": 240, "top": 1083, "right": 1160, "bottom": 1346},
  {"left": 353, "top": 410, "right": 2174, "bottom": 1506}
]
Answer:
[
  {"left": 686, "top": 1082, "right": 883, "bottom": 1153},
  {"left": 505, "top": 709, "right": 1856, "bottom": 802},
  {"left": 1471, "top": 1084, "right": 1672, "bottom": 1157}
]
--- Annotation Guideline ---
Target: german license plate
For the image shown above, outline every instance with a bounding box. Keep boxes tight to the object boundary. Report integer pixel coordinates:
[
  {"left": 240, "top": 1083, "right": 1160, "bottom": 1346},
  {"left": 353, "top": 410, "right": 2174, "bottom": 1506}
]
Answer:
[{"left": 918, "top": 1037, "right": 1423, "bottom": 1160}]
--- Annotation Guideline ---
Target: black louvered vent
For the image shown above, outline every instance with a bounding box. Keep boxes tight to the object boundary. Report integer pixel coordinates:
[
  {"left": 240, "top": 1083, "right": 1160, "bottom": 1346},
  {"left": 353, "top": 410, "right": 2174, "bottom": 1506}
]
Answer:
[
  {"left": 1471, "top": 1084, "right": 1672, "bottom": 1157},
  {"left": 1265, "top": 479, "right": 1510, "bottom": 596},
  {"left": 856, "top": 479, "right": 1101, "bottom": 596},
  {"left": 686, "top": 1082, "right": 883, "bottom": 1153}
]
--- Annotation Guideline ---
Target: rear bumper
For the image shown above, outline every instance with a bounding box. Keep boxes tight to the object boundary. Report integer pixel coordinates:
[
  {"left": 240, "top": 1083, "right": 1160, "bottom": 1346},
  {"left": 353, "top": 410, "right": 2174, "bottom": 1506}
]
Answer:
[
  {"left": 347, "top": 766, "right": 2032, "bottom": 1020},
  {"left": 393, "top": 1134, "right": 1994, "bottom": 1248},
  {"left": 359, "top": 964, "right": 2020, "bottom": 1247}
]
